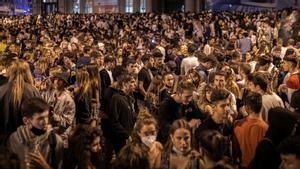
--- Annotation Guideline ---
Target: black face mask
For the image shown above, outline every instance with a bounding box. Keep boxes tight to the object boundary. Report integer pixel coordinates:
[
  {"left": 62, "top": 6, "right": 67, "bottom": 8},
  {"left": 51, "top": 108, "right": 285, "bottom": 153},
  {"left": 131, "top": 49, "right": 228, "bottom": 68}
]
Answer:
[{"left": 30, "top": 126, "right": 46, "bottom": 136}]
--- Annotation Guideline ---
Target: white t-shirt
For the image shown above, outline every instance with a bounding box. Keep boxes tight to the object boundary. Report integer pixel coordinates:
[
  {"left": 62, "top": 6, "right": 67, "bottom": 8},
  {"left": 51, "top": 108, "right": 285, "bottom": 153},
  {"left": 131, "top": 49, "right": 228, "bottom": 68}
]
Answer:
[{"left": 181, "top": 56, "right": 199, "bottom": 75}]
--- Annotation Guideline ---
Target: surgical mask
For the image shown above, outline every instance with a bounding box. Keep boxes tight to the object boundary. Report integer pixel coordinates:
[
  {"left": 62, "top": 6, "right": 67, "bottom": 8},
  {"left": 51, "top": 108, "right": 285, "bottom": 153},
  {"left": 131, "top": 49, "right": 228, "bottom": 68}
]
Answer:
[
  {"left": 30, "top": 126, "right": 46, "bottom": 136},
  {"left": 141, "top": 135, "right": 156, "bottom": 148},
  {"left": 172, "top": 146, "right": 191, "bottom": 156}
]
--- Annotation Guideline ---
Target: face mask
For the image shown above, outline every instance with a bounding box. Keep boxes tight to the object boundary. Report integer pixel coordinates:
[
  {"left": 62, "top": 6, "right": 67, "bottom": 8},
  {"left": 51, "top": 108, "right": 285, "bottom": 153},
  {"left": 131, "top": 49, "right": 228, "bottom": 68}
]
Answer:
[
  {"left": 141, "top": 135, "right": 156, "bottom": 148},
  {"left": 30, "top": 126, "right": 46, "bottom": 136},
  {"left": 172, "top": 146, "right": 191, "bottom": 156}
]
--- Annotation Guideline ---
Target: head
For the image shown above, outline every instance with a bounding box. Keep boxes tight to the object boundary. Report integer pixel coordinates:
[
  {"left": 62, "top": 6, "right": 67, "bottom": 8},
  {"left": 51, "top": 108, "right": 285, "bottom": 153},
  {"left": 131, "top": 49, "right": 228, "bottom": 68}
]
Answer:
[
  {"left": 104, "top": 55, "right": 116, "bottom": 70},
  {"left": 279, "top": 136, "right": 300, "bottom": 169},
  {"left": 168, "top": 119, "right": 192, "bottom": 155},
  {"left": 247, "top": 72, "right": 269, "bottom": 93},
  {"left": 244, "top": 92, "right": 262, "bottom": 115},
  {"left": 53, "top": 74, "right": 69, "bottom": 91},
  {"left": 67, "top": 125, "right": 102, "bottom": 168},
  {"left": 75, "top": 69, "right": 91, "bottom": 100},
  {"left": 163, "top": 72, "right": 175, "bottom": 89},
  {"left": 210, "top": 88, "right": 231, "bottom": 123},
  {"left": 132, "top": 112, "right": 158, "bottom": 148},
  {"left": 283, "top": 52, "right": 298, "bottom": 72},
  {"left": 175, "top": 80, "right": 195, "bottom": 105},
  {"left": 125, "top": 59, "right": 138, "bottom": 74},
  {"left": 152, "top": 49, "right": 164, "bottom": 67},
  {"left": 198, "top": 130, "right": 228, "bottom": 162},
  {"left": 141, "top": 54, "right": 154, "bottom": 69},
  {"left": 22, "top": 97, "right": 50, "bottom": 135},
  {"left": 213, "top": 71, "right": 226, "bottom": 89},
  {"left": 118, "top": 74, "right": 137, "bottom": 93}
]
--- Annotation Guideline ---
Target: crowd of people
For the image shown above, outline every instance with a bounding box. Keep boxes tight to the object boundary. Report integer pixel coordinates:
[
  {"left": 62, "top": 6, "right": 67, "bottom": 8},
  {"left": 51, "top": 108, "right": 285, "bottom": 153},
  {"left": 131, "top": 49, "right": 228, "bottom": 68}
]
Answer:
[{"left": 0, "top": 8, "right": 300, "bottom": 169}]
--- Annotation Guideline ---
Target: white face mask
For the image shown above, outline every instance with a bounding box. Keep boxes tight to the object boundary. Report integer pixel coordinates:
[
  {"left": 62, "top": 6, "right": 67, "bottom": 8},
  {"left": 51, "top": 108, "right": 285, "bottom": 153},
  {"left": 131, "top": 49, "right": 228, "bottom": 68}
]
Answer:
[
  {"left": 141, "top": 135, "right": 157, "bottom": 148},
  {"left": 172, "top": 146, "right": 191, "bottom": 156}
]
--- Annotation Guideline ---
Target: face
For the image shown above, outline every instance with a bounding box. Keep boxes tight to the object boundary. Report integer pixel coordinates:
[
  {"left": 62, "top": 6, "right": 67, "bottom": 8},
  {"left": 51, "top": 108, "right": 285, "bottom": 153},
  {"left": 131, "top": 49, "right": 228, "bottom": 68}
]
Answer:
[
  {"left": 214, "top": 75, "right": 225, "bottom": 89},
  {"left": 148, "top": 57, "right": 154, "bottom": 68},
  {"left": 28, "top": 111, "right": 49, "bottom": 130},
  {"left": 282, "top": 60, "right": 292, "bottom": 72},
  {"left": 213, "top": 99, "right": 230, "bottom": 123},
  {"left": 125, "top": 78, "right": 137, "bottom": 92},
  {"left": 247, "top": 81, "right": 258, "bottom": 93},
  {"left": 54, "top": 79, "right": 65, "bottom": 90},
  {"left": 179, "top": 90, "right": 193, "bottom": 105},
  {"left": 138, "top": 124, "right": 157, "bottom": 138},
  {"left": 205, "top": 89, "right": 212, "bottom": 102},
  {"left": 164, "top": 74, "right": 174, "bottom": 88},
  {"left": 127, "top": 63, "right": 138, "bottom": 74},
  {"left": 280, "top": 154, "right": 300, "bottom": 169},
  {"left": 155, "top": 57, "right": 164, "bottom": 67},
  {"left": 90, "top": 136, "right": 101, "bottom": 153},
  {"left": 171, "top": 128, "right": 191, "bottom": 152}
]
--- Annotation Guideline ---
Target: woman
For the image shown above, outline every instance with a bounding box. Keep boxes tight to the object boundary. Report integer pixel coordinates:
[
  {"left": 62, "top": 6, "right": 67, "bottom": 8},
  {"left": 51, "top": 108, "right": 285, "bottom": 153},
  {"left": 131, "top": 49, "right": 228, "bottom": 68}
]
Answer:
[
  {"left": 0, "top": 59, "right": 40, "bottom": 144},
  {"left": 74, "top": 69, "right": 96, "bottom": 126},
  {"left": 130, "top": 111, "right": 163, "bottom": 169},
  {"left": 159, "top": 72, "right": 175, "bottom": 103},
  {"left": 197, "top": 84, "right": 214, "bottom": 116},
  {"left": 198, "top": 130, "right": 232, "bottom": 169},
  {"left": 64, "top": 125, "right": 104, "bottom": 169},
  {"left": 145, "top": 75, "right": 164, "bottom": 116},
  {"left": 160, "top": 119, "right": 199, "bottom": 169}
]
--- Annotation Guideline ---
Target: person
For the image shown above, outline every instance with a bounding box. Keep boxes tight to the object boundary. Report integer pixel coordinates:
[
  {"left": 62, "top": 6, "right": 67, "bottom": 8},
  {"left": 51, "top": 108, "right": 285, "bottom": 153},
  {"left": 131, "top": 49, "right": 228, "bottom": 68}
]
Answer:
[
  {"left": 112, "top": 142, "right": 150, "bottom": 169},
  {"left": 138, "top": 54, "right": 154, "bottom": 101},
  {"left": 233, "top": 92, "right": 268, "bottom": 168},
  {"left": 251, "top": 107, "right": 300, "bottom": 169},
  {"left": 198, "top": 130, "right": 231, "bottom": 169},
  {"left": 64, "top": 124, "right": 104, "bottom": 169},
  {"left": 108, "top": 74, "right": 137, "bottom": 153},
  {"left": 195, "top": 88, "right": 233, "bottom": 144},
  {"left": 130, "top": 111, "right": 163, "bottom": 169},
  {"left": 48, "top": 73, "right": 76, "bottom": 147},
  {"left": 8, "top": 97, "right": 64, "bottom": 169},
  {"left": 100, "top": 55, "right": 115, "bottom": 99},
  {"left": 197, "top": 84, "right": 214, "bottom": 116},
  {"left": 159, "top": 72, "right": 175, "bottom": 103},
  {"left": 278, "top": 136, "right": 300, "bottom": 169},
  {"left": 247, "top": 72, "right": 284, "bottom": 122},
  {"left": 158, "top": 80, "right": 206, "bottom": 144},
  {"left": 74, "top": 69, "right": 97, "bottom": 126},
  {"left": 160, "top": 119, "right": 199, "bottom": 169},
  {"left": 180, "top": 43, "right": 199, "bottom": 75},
  {"left": 0, "top": 59, "right": 40, "bottom": 145}
]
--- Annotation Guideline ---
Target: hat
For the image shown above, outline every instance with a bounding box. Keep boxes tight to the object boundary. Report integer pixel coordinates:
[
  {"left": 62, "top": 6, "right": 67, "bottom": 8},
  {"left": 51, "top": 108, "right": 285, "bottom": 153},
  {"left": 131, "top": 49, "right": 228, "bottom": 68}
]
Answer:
[{"left": 53, "top": 73, "right": 69, "bottom": 85}]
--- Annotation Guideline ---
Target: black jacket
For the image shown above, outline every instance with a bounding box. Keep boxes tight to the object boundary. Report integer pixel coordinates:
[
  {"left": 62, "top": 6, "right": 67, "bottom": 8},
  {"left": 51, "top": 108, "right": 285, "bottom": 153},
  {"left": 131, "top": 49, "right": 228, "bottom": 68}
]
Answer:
[
  {"left": 108, "top": 90, "right": 136, "bottom": 141},
  {"left": 157, "top": 96, "right": 206, "bottom": 144},
  {"left": 100, "top": 69, "right": 111, "bottom": 98}
]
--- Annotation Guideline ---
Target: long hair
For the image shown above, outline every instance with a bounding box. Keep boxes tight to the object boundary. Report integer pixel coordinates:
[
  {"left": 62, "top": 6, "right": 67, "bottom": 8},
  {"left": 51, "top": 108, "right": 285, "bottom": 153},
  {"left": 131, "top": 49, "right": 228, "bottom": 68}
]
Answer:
[
  {"left": 131, "top": 110, "right": 158, "bottom": 144},
  {"left": 9, "top": 60, "right": 34, "bottom": 107},
  {"left": 75, "top": 69, "right": 91, "bottom": 100},
  {"left": 86, "top": 64, "right": 101, "bottom": 101},
  {"left": 165, "top": 119, "right": 192, "bottom": 151},
  {"left": 65, "top": 125, "right": 102, "bottom": 169}
]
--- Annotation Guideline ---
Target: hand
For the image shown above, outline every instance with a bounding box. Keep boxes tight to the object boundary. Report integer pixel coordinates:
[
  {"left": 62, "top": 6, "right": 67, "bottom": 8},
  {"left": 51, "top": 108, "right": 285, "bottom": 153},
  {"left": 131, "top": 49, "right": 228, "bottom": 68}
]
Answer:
[
  {"left": 188, "top": 119, "right": 201, "bottom": 129},
  {"left": 27, "top": 151, "right": 51, "bottom": 169}
]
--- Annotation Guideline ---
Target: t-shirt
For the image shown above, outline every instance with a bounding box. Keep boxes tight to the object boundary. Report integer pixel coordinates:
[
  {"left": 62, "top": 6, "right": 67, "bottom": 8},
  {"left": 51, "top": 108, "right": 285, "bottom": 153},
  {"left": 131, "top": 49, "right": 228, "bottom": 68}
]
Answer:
[
  {"left": 261, "top": 93, "right": 284, "bottom": 122},
  {"left": 234, "top": 117, "right": 268, "bottom": 167},
  {"left": 181, "top": 56, "right": 199, "bottom": 75}
]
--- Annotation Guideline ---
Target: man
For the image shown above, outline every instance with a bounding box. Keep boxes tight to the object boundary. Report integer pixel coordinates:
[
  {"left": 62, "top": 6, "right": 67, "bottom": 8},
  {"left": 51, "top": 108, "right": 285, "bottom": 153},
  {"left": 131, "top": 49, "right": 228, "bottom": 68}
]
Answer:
[
  {"left": 8, "top": 97, "right": 64, "bottom": 169},
  {"left": 151, "top": 49, "right": 164, "bottom": 76},
  {"left": 238, "top": 32, "right": 252, "bottom": 55},
  {"left": 195, "top": 52, "right": 217, "bottom": 82},
  {"left": 48, "top": 73, "right": 75, "bottom": 147},
  {"left": 100, "top": 55, "right": 116, "bottom": 99},
  {"left": 278, "top": 136, "right": 300, "bottom": 169},
  {"left": 158, "top": 80, "right": 206, "bottom": 144},
  {"left": 181, "top": 43, "right": 199, "bottom": 75},
  {"left": 248, "top": 72, "right": 284, "bottom": 122},
  {"left": 138, "top": 54, "right": 154, "bottom": 100},
  {"left": 108, "top": 74, "right": 137, "bottom": 153},
  {"left": 234, "top": 92, "right": 268, "bottom": 168},
  {"left": 195, "top": 88, "right": 233, "bottom": 143}
]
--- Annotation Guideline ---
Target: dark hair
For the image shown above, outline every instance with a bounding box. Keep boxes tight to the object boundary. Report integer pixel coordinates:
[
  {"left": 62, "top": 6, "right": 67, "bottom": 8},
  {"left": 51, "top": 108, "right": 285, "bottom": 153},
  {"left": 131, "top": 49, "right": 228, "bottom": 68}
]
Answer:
[
  {"left": 239, "top": 63, "right": 251, "bottom": 75},
  {"left": 210, "top": 88, "right": 230, "bottom": 104},
  {"left": 118, "top": 74, "right": 136, "bottom": 88},
  {"left": 113, "top": 143, "right": 150, "bottom": 169},
  {"left": 104, "top": 55, "right": 115, "bottom": 63},
  {"left": 188, "top": 43, "right": 197, "bottom": 54},
  {"left": 176, "top": 80, "right": 196, "bottom": 93},
  {"left": 250, "top": 72, "right": 269, "bottom": 92},
  {"left": 198, "top": 130, "right": 229, "bottom": 162},
  {"left": 0, "top": 147, "right": 20, "bottom": 169},
  {"left": 112, "top": 65, "right": 126, "bottom": 81},
  {"left": 278, "top": 136, "right": 300, "bottom": 159},
  {"left": 141, "top": 54, "right": 152, "bottom": 63},
  {"left": 291, "top": 90, "right": 300, "bottom": 111},
  {"left": 244, "top": 92, "right": 262, "bottom": 114},
  {"left": 165, "top": 119, "right": 191, "bottom": 150},
  {"left": 213, "top": 159, "right": 237, "bottom": 169},
  {"left": 21, "top": 97, "right": 49, "bottom": 117},
  {"left": 65, "top": 125, "right": 102, "bottom": 169},
  {"left": 152, "top": 49, "right": 163, "bottom": 58}
]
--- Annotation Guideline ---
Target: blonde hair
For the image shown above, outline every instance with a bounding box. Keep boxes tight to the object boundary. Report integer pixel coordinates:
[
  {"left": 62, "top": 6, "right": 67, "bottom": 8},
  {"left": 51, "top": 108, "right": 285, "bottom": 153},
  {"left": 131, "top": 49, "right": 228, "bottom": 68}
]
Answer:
[
  {"left": 75, "top": 69, "right": 91, "bottom": 100},
  {"left": 9, "top": 60, "right": 34, "bottom": 107}
]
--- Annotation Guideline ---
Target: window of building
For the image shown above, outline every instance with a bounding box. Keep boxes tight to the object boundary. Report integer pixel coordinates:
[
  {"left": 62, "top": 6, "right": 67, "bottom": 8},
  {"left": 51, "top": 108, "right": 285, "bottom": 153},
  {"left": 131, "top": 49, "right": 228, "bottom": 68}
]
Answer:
[
  {"left": 140, "top": 0, "right": 146, "bottom": 12},
  {"left": 125, "top": 0, "right": 133, "bottom": 13}
]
